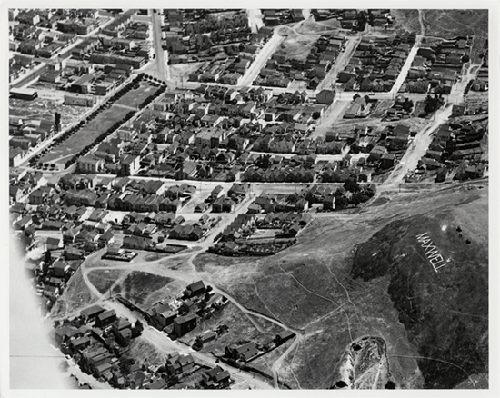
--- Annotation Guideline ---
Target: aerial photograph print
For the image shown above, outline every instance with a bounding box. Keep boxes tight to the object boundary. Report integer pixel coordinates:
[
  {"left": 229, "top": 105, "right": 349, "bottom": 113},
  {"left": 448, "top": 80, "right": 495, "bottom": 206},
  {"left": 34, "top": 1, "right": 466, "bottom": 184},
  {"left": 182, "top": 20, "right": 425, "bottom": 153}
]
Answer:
[{"left": 5, "top": 4, "right": 495, "bottom": 393}]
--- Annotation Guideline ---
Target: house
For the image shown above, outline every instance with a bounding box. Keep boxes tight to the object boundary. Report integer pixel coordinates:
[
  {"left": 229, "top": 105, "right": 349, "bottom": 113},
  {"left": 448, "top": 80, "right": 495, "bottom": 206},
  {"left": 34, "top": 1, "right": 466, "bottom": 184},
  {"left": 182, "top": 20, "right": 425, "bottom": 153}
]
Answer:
[
  {"left": 173, "top": 313, "right": 197, "bottom": 337},
  {"left": 186, "top": 281, "right": 205, "bottom": 297},
  {"left": 10, "top": 147, "right": 24, "bottom": 167},
  {"left": 76, "top": 155, "right": 104, "bottom": 174},
  {"left": 380, "top": 153, "right": 396, "bottom": 169},
  {"left": 71, "top": 335, "right": 91, "bottom": 352},
  {"left": 14, "top": 215, "right": 32, "bottom": 231},
  {"left": 275, "top": 330, "right": 296, "bottom": 344},
  {"left": 225, "top": 342, "right": 260, "bottom": 362},
  {"left": 316, "top": 89, "right": 335, "bottom": 105},
  {"left": 149, "top": 303, "right": 177, "bottom": 331},
  {"left": 95, "top": 309, "right": 116, "bottom": 328},
  {"left": 122, "top": 235, "right": 154, "bottom": 250},
  {"left": 9, "top": 185, "right": 24, "bottom": 203},
  {"left": 121, "top": 155, "right": 141, "bottom": 176},
  {"left": 81, "top": 304, "right": 106, "bottom": 323}
]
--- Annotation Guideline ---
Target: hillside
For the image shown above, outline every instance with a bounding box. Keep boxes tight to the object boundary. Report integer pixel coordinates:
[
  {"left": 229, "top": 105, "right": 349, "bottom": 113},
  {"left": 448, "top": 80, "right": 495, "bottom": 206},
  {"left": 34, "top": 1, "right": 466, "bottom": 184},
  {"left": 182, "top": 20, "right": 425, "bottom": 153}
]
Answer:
[{"left": 194, "top": 183, "right": 488, "bottom": 389}]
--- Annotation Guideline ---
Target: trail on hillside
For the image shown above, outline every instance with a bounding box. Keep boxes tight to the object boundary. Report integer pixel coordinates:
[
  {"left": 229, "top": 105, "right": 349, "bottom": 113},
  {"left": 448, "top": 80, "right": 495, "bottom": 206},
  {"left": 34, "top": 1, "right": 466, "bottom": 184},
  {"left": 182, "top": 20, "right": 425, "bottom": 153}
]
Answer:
[{"left": 418, "top": 10, "right": 426, "bottom": 36}]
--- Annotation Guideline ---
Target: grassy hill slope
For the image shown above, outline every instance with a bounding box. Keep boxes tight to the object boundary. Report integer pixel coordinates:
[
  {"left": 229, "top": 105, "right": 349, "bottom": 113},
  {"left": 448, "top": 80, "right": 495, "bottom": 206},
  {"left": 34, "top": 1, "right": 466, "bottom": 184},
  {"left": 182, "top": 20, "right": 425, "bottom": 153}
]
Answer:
[{"left": 194, "top": 183, "right": 488, "bottom": 389}]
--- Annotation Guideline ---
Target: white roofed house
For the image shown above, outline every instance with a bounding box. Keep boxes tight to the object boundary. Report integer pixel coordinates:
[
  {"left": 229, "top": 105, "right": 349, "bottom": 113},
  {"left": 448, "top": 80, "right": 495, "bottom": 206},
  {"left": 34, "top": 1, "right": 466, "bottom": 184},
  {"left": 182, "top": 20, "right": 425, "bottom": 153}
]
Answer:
[{"left": 76, "top": 155, "right": 105, "bottom": 174}]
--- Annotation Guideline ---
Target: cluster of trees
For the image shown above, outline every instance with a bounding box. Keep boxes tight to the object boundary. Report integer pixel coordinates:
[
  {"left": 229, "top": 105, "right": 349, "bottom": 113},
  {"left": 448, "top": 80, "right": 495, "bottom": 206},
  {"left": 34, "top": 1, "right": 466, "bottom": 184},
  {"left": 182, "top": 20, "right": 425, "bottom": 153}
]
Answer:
[
  {"left": 333, "top": 178, "right": 376, "bottom": 210},
  {"left": 424, "top": 94, "right": 445, "bottom": 114}
]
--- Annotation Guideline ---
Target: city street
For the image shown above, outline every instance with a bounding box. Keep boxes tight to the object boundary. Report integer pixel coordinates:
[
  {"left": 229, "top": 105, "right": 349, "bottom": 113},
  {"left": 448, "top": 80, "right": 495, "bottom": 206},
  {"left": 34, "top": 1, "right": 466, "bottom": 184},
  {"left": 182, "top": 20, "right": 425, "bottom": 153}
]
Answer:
[{"left": 239, "top": 32, "right": 285, "bottom": 87}]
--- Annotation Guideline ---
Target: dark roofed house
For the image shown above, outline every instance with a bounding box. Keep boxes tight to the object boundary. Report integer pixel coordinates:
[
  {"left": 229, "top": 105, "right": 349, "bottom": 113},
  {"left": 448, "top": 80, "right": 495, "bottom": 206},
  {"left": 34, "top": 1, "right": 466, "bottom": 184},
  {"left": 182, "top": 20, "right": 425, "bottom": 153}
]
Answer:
[
  {"left": 95, "top": 309, "right": 116, "bottom": 328},
  {"left": 186, "top": 280, "right": 206, "bottom": 297},
  {"left": 81, "top": 304, "right": 105, "bottom": 322},
  {"left": 71, "top": 335, "right": 91, "bottom": 352},
  {"left": 173, "top": 313, "right": 197, "bottom": 337}
]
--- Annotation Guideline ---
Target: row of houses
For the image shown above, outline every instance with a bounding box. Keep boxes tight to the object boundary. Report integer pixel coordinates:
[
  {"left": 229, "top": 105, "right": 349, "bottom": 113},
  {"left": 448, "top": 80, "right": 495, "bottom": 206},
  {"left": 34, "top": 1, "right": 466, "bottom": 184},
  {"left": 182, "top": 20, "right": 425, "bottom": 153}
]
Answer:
[
  {"left": 419, "top": 120, "right": 486, "bottom": 173},
  {"left": 338, "top": 33, "right": 415, "bottom": 92},
  {"left": 75, "top": 85, "right": 332, "bottom": 181},
  {"left": 255, "top": 34, "right": 345, "bottom": 90},
  {"left": 402, "top": 36, "right": 472, "bottom": 95}
]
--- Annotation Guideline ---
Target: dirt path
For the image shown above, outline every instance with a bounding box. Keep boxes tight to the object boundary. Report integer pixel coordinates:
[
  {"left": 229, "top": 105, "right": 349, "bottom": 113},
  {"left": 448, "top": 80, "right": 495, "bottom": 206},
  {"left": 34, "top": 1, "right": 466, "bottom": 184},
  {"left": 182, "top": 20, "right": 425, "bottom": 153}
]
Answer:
[
  {"left": 418, "top": 10, "right": 426, "bottom": 36},
  {"left": 316, "top": 35, "right": 360, "bottom": 93},
  {"left": 271, "top": 334, "right": 304, "bottom": 388},
  {"left": 77, "top": 212, "right": 304, "bottom": 390},
  {"left": 382, "top": 104, "right": 453, "bottom": 188}
]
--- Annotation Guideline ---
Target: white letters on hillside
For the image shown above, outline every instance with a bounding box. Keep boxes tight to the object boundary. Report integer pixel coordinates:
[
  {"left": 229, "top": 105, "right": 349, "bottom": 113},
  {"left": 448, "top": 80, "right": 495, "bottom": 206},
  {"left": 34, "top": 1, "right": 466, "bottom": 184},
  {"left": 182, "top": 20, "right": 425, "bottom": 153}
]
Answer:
[{"left": 415, "top": 233, "right": 447, "bottom": 272}]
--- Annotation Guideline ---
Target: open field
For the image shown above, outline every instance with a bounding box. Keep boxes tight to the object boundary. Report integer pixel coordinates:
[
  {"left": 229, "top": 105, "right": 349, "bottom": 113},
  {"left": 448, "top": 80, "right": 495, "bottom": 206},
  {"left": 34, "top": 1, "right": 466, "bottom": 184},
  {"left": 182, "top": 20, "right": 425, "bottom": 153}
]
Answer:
[
  {"left": 295, "top": 18, "right": 341, "bottom": 35},
  {"left": 50, "top": 266, "right": 97, "bottom": 320},
  {"left": 128, "top": 337, "right": 170, "bottom": 366},
  {"left": 86, "top": 269, "right": 128, "bottom": 295},
  {"left": 114, "top": 81, "right": 159, "bottom": 108},
  {"left": 192, "top": 183, "right": 488, "bottom": 388},
  {"left": 391, "top": 10, "right": 421, "bottom": 34},
  {"left": 121, "top": 271, "right": 176, "bottom": 308},
  {"left": 38, "top": 104, "right": 130, "bottom": 164},
  {"left": 275, "top": 31, "right": 320, "bottom": 62}
]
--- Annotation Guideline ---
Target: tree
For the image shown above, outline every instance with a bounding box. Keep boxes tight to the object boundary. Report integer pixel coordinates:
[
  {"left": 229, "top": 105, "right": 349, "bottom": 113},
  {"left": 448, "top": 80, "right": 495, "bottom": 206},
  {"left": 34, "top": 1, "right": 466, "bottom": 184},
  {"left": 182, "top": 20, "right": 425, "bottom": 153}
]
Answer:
[
  {"left": 334, "top": 187, "right": 346, "bottom": 197},
  {"left": 132, "top": 320, "right": 144, "bottom": 337},
  {"left": 350, "top": 193, "right": 363, "bottom": 206},
  {"left": 344, "top": 178, "right": 360, "bottom": 193},
  {"left": 335, "top": 196, "right": 348, "bottom": 210}
]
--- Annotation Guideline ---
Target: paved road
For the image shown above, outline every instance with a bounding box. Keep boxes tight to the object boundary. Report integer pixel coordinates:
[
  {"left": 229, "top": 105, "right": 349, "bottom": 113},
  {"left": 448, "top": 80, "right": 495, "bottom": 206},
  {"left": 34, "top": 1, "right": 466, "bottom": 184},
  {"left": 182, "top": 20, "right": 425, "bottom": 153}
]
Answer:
[
  {"left": 239, "top": 32, "right": 285, "bottom": 87},
  {"left": 389, "top": 43, "right": 419, "bottom": 96},
  {"left": 151, "top": 9, "right": 168, "bottom": 81}
]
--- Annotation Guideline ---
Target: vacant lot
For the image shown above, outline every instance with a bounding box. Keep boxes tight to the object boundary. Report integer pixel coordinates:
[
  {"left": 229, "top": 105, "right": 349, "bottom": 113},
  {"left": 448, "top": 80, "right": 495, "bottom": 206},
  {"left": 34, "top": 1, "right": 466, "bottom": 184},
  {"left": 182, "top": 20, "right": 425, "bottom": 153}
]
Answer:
[
  {"left": 128, "top": 337, "right": 169, "bottom": 366},
  {"left": 38, "top": 104, "right": 130, "bottom": 164},
  {"left": 275, "top": 31, "right": 320, "bottom": 61},
  {"left": 115, "top": 81, "right": 158, "bottom": 108},
  {"left": 296, "top": 18, "right": 340, "bottom": 35},
  {"left": 121, "top": 271, "right": 176, "bottom": 309},
  {"left": 50, "top": 266, "right": 97, "bottom": 320},
  {"left": 9, "top": 96, "right": 83, "bottom": 127},
  {"left": 86, "top": 269, "right": 128, "bottom": 295}
]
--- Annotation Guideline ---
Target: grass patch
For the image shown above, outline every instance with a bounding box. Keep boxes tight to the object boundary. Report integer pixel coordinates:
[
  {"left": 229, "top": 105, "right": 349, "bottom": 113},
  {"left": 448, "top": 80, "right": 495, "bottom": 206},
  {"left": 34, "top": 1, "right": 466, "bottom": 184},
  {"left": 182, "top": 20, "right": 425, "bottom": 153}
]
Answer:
[
  {"left": 50, "top": 266, "right": 96, "bottom": 320},
  {"left": 128, "top": 337, "right": 169, "bottom": 366},
  {"left": 275, "top": 32, "right": 320, "bottom": 62},
  {"left": 115, "top": 81, "right": 158, "bottom": 108},
  {"left": 86, "top": 269, "right": 127, "bottom": 295},
  {"left": 122, "top": 271, "right": 174, "bottom": 307}
]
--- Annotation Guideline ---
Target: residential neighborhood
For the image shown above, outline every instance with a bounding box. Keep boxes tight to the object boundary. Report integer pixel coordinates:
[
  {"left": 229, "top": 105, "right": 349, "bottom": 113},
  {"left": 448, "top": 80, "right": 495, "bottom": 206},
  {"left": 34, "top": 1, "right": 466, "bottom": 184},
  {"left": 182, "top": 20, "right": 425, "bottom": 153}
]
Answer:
[{"left": 8, "top": 7, "right": 489, "bottom": 392}]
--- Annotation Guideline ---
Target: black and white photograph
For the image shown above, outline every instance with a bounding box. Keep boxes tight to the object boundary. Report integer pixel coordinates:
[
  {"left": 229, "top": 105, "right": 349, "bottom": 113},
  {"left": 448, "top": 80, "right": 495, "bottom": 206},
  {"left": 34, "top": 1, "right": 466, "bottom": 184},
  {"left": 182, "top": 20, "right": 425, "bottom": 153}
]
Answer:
[{"left": 3, "top": 2, "right": 498, "bottom": 394}]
